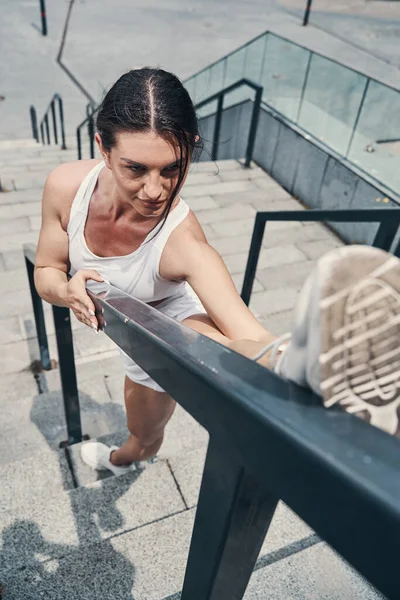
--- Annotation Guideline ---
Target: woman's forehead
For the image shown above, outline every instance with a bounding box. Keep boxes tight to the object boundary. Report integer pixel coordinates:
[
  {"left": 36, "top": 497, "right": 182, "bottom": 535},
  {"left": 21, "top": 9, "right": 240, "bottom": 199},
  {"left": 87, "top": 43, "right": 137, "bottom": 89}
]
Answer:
[{"left": 114, "top": 131, "right": 182, "bottom": 164}]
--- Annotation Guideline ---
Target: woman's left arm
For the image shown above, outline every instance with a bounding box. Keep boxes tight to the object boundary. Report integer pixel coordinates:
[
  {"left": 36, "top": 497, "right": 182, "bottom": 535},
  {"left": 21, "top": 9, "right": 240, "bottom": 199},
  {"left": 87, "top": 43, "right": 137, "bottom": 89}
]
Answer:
[{"left": 160, "top": 218, "right": 274, "bottom": 342}]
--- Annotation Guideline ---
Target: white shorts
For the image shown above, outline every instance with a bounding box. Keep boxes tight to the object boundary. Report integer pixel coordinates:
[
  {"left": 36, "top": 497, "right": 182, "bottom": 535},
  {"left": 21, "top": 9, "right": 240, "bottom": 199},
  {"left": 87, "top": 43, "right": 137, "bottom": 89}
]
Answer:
[{"left": 119, "top": 289, "right": 206, "bottom": 392}]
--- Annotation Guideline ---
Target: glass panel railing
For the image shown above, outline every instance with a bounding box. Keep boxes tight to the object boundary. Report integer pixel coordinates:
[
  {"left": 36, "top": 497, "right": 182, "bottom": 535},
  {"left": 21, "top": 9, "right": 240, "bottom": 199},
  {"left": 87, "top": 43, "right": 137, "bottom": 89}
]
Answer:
[
  {"left": 184, "top": 30, "right": 400, "bottom": 195},
  {"left": 260, "top": 34, "right": 310, "bottom": 122},
  {"left": 243, "top": 33, "right": 268, "bottom": 84},
  {"left": 298, "top": 54, "right": 367, "bottom": 155},
  {"left": 347, "top": 81, "right": 400, "bottom": 193},
  {"left": 223, "top": 46, "right": 249, "bottom": 108}
]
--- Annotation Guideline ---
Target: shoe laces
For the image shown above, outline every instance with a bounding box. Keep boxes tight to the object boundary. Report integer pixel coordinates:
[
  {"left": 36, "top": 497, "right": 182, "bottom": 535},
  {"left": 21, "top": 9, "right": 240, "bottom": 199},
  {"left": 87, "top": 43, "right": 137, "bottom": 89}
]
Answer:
[{"left": 252, "top": 333, "right": 291, "bottom": 375}]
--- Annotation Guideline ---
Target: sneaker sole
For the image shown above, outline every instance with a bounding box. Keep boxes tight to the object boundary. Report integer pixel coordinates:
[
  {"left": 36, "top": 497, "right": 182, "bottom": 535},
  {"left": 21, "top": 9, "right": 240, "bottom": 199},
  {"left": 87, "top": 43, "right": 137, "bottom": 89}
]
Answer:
[{"left": 318, "top": 246, "right": 400, "bottom": 436}]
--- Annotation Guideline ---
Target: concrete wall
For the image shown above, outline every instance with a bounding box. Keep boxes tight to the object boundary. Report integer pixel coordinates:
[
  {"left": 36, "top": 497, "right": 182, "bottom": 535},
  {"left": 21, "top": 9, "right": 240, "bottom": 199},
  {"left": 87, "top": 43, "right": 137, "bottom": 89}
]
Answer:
[{"left": 198, "top": 101, "right": 400, "bottom": 245}]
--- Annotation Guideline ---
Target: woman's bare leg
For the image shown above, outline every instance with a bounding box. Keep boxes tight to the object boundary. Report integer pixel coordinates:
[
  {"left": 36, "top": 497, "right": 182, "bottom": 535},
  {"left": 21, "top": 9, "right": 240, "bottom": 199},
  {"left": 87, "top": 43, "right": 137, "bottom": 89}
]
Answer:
[{"left": 111, "top": 313, "right": 276, "bottom": 466}]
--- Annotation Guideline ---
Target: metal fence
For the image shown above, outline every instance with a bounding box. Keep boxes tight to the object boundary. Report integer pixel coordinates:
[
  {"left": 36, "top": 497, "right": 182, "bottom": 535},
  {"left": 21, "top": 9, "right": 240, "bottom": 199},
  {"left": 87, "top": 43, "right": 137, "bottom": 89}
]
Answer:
[{"left": 23, "top": 206, "right": 400, "bottom": 599}]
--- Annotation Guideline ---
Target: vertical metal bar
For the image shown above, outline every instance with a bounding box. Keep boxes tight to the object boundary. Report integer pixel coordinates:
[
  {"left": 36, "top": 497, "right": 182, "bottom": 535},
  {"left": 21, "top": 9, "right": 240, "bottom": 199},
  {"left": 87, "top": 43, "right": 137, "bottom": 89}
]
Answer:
[
  {"left": 241, "top": 215, "right": 266, "bottom": 306},
  {"left": 77, "top": 128, "right": 82, "bottom": 160},
  {"left": 303, "top": 0, "right": 313, "bottom": 26},
  {"left": 244, "top": 87, "right": 262, "bottom": 168},
  {"left": 40, "top": 0, "right": 47, "bottom": 36},
  {"left": 44, "top": 114, "right": 50, "bottom": 144},
  {"left": 51, "top": 101, "right": 58, "bottom": 145},
  {"left": 58, "top": 96, "right": 67, "bottom": 149},
  {"left": 393, "top": 237, "right": 400, "bottom": 259},
  {"left": 345, "top": 78, "right": 370, "bottom": 159},
  {"left": 52, "top": 305, "right": 82, "bottom": 445},
  {"left": 40, "top": 122, "right": 45, "bottom": 145},
  {"left": 24, "top": 257, "right": 51, "bottom": 370},
  {"left": 212, "top": 94, "right": 224, "bottom": 161},
  {"left": 181, "top": 437, "right": 278, "bottom": 600},
  {"left": 296, "top": 51, "right": 313, "bottom": 124},
  {"left": 372, "top": 220, "right": 400, "bottom": 252},
  {"left": 88, "top": 115, "right": 95, "bottom": 159},
  {"left": 30, "top": 106, "right": 39, "bottom": 142}
]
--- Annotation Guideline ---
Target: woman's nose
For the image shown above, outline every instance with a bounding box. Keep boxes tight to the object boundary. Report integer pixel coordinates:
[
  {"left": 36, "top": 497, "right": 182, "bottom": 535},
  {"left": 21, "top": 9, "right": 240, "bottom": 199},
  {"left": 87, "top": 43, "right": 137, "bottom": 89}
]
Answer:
[{"left": 143, "top": 173, "right": 163, "bottom": 200}]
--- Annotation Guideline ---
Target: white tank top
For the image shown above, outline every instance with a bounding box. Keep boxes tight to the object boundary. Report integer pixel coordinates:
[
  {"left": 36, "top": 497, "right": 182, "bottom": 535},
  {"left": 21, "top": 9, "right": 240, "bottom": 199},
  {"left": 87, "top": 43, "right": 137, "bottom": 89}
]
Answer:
[{"left": 68, "top": 161, "right": 190, "bottom": 302}]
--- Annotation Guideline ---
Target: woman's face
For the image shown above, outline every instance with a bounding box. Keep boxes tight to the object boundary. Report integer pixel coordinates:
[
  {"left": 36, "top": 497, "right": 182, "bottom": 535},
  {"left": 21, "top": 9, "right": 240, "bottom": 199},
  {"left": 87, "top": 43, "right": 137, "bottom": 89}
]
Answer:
[{"left": 97, "top": 130, "right": 189, "bottom": 218}]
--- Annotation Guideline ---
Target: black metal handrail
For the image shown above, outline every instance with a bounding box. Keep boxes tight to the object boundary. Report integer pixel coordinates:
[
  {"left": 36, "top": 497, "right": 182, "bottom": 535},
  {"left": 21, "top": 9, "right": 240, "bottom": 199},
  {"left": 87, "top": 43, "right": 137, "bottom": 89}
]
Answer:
[
  {"left": 76, "top": 102, "right": 98, "bottom": 160},
  {"left": 241, "top": 208, "right": 400, "bottom": 305},
  {"left": 195, "top": 78, "right": 263, "bottom": 167},
  {"left": 23, "top": 237, "right": 400, "bottom": 599},
  {"left": 30, "top": 93, "right": 67, "bottom": 149}
]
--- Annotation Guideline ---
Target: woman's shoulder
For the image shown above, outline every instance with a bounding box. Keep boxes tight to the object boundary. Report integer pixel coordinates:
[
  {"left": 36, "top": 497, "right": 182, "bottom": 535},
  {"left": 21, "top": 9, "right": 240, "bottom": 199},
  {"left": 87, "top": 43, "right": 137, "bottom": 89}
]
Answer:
[{"left": 45, "top": 159, "right": 101, "bottom": 199}]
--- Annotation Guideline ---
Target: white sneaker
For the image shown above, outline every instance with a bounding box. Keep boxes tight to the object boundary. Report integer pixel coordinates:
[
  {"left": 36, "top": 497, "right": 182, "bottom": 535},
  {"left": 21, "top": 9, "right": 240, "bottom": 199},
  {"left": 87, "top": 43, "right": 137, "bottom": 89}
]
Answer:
[
  {"left": 80, "top": 442, "right": 135, "bottom": 476},
  {"left": 255, "top": 245, "right": 400, "bottom": 437}
]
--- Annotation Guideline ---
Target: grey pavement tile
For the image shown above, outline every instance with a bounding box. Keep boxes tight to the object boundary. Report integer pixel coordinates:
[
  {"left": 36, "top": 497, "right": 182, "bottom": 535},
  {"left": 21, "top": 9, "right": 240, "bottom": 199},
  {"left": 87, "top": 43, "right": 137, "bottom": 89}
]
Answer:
[
  {"left": 250, "top": 287, "right": 300, "bottom": 318},
  {"left": 231, "top": 273, "right": 264, "bottom": 293},
  {"left": 0, "top": 315, "right": 23, "bottom": 343},
  {"left": 2, "top": 250, "right": 25, "bottom": 271},
  {"left": 211, "top": 217, "right": 256, "bottom": 238},
  {"left": 211, "top": 234, "right": 252, "bottom": 256},
  {"left": 158, "top": 404, "right": 209, "bottom": 461},
  {"left": 213, "top": 187, "right": 274, "bottom": 207},
  {"left": 0, "top": 190, "right": 42, "bottom": 205},
  {"left": 28, "top": 215, "right": 41, "bottom": 230},
  {"left": 190, "top": 159, "right": 242, "bottom": 174},
  {"left": 250, "top": 195, "right": 305, "bottom": 211},
  {"left": 0, "top": 268, "right": 29, "bottom": 292},
  {"left": 245, "top": 543, "right": 383, "bottom": 599},
  {"left": 0, "top": 217, "right": 30, "bottom": 236},
  {"left": 0, "top": 230, "right": 39, "bottom": 253},
  {"left": 256, "top": 244, "right": 308, "bottom": 270},
  {"left": 260, "top": 309, "right": 294, "bottom": 336},
  {"left": 44, "top": 354, "right": 125, "bottom": 391},
  {"left": 184, "top": 172, "right": 221, "bottom": 187},
  {"left": 217, "top": 166, "right": 266, "bottom": 181},
  {"left": 201, "top": 223, "right": 219, "bottom": 241},
  {"left": 296, "top": 238, "right": 343, "bottom": 261},
  {"left": 223, "top": 251, "right": 253, "bottom": 275},
  {"left": 183, "top": 179, "right": 256, "bottom": 198},
  {"left": 2, "top": 508, "right": 194, "bottom": 600},
  {"left": 73, "top": 327, "right": 119, "bottom": 358},
  {"left": 262, "top": 222, "right": 339, "bottom": 249},
  {"left": 256, "top": 261, "right": 316, "bottom": 292},
  {"left": 0, "top": 462, "right": 185, "bottom": 582},
  {"left": 0, "top": 339, "right": 34, "bottom": 374},
  {"left": 194, "top": 203, "right": 256, "bottom": 226},
  {"left": 0, "top": 202, "right": 41, "bottom": 219},
  {"left": 184, "top": 195, "right": 219, "bottom": 212}
]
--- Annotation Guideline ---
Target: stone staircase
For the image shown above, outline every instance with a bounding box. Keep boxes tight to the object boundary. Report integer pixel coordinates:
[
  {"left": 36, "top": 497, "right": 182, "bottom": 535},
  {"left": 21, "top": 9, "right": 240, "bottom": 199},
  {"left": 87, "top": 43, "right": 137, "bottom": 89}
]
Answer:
[{"left": 0, "top": 139, "right": 382, "bottom": 599}]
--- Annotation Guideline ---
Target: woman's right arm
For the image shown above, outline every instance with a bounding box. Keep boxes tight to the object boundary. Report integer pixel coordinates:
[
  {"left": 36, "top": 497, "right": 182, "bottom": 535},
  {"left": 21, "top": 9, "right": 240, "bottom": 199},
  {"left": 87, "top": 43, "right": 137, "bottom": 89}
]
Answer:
[{"left": 34, "top": 165, "right": 104, "bottom": 330}]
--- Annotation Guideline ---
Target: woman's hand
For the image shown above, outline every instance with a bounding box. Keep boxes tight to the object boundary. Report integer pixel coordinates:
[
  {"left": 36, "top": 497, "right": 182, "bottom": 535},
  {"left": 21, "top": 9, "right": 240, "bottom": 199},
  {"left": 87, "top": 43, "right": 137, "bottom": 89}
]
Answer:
[{"left": 64, "top": 270, "right": 105, "bottom": 331}]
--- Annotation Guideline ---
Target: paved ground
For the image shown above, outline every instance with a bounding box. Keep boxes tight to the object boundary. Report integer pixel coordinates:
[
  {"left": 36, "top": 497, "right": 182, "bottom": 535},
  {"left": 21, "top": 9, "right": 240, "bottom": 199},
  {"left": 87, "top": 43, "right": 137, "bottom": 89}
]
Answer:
[
  {"left": 0, "top": 140, "right": 383, "bottom": 599},
  {"left": 280, "top": 0, "right": 400, "bottom": 67},
  {"left": 1, "top": 0, "right": 399, "bottom": 141}
]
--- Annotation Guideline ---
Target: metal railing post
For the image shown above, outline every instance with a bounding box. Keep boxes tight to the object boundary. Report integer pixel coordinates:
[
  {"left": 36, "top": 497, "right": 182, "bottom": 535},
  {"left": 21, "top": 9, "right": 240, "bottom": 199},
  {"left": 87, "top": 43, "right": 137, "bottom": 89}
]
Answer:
[
  {"left": 244, "top": 86, "right": 262, "bottom": 168},
  {"left": 39, "top": 0, "right": 47, "bottom": 36},
  {"left": 303, "top": 0, "right": 313, "bottom": 26},
  {"left": 40, "top": 122, "right": 45, "bottom": 145},
  {"left": 77, "top": 127, "right": 82, "bottom": 160},
  {"left": 345, "top": 78, "right": 370, "bottom": 159},
  {"left": 52, "top": 305, "right": 82, "bottom": 445},
  {"left": 57, "top": 95, "right": 67, "bottom": 149},
  {"left": 24, "top": 257, "right": 51, "bottom": 370},
  {"left": 44, "top": 114, "right": 50, "bottom": 144},
  {"left": 181, "top": 437, "right": 278, "bottom": 600},
  {"left": 212, "top": 95, "right": 224, "bottom": 161},
  {"left": 51, "top": 100, "right": 58, "bottom": 146},
  {"left": 30, "top": 105, "right": 39, "bottom": 142},
  {"left": 88, "top": 114, "right": 95, "bottom": 159},
  {"left": 241, "top": 214, "right": 266, "bottom": 305}
]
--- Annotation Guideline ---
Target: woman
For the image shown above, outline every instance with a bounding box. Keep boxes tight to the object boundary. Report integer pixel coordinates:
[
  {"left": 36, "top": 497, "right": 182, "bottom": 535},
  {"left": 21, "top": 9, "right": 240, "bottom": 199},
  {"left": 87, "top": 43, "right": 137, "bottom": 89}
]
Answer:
[{"left": 34, "top": 68, "right": 400, "bottom": 475}]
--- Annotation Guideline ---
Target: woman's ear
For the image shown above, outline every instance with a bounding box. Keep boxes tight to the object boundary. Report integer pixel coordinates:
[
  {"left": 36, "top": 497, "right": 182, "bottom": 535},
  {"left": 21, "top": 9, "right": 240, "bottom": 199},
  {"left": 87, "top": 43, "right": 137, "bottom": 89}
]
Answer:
[{"left": 95, "top": 133, "right": 111, "bottom": 168}]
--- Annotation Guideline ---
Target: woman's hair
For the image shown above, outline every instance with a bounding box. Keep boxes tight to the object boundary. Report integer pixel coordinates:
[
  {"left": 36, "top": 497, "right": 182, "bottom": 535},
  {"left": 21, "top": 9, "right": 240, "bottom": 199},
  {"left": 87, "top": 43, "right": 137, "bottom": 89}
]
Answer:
[{"left": 96, "top": 67, "right": 202, "bottom": 223}]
